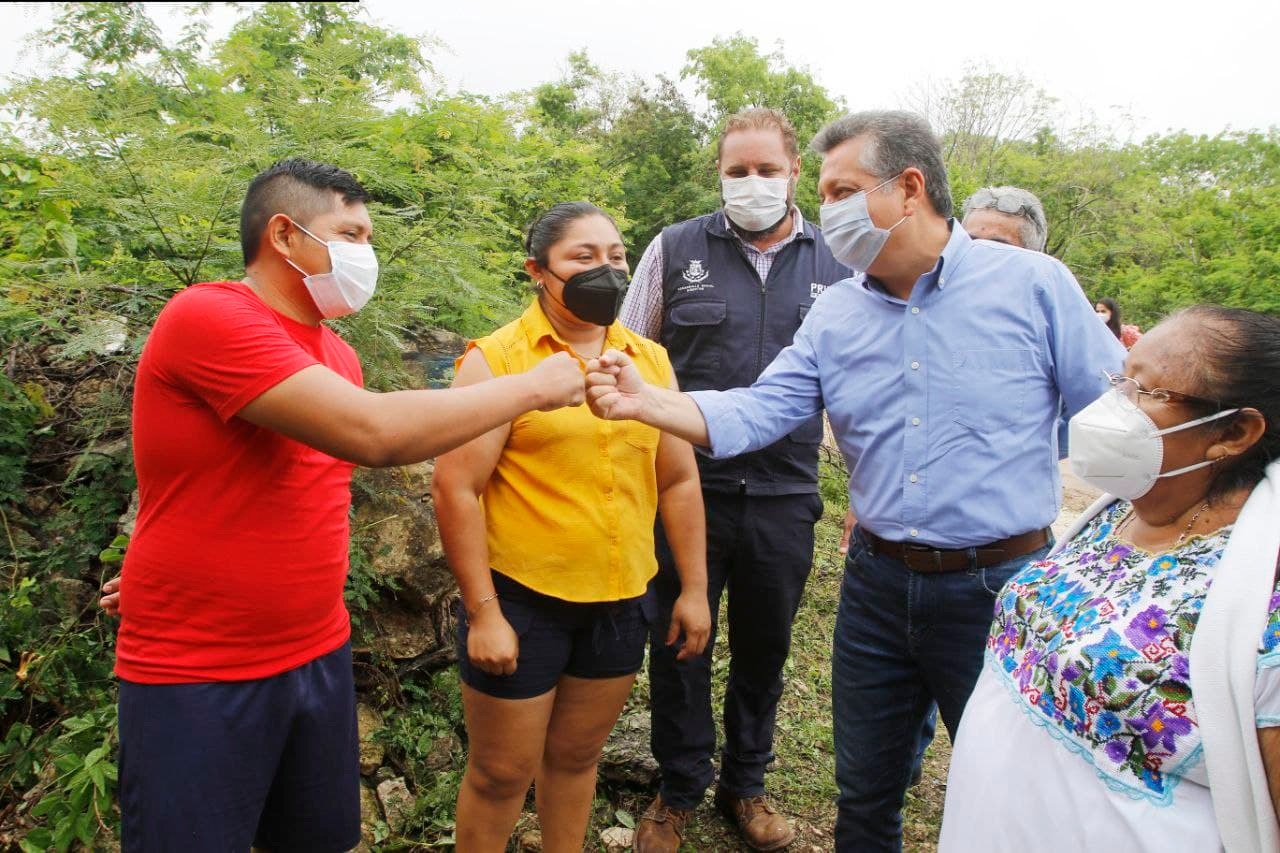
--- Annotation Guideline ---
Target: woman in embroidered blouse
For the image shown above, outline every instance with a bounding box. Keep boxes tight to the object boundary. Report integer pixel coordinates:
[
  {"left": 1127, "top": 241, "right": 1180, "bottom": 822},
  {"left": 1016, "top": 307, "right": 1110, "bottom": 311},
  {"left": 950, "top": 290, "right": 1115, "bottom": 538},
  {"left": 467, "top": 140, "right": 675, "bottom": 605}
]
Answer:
[{"left": 940, "top": 305, "right": 1280, "bottom": 851}]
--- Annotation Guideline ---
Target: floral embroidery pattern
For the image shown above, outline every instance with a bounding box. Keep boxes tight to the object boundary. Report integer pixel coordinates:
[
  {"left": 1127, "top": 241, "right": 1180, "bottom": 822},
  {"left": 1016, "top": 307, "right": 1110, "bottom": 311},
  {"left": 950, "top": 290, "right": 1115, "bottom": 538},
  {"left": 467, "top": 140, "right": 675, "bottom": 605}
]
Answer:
[
  {"left": 1259, "top": 591, "right": 1280, "bottom": 666},
  {"left": 988, "top": 501, "right": 1231, "bottom": 804}
]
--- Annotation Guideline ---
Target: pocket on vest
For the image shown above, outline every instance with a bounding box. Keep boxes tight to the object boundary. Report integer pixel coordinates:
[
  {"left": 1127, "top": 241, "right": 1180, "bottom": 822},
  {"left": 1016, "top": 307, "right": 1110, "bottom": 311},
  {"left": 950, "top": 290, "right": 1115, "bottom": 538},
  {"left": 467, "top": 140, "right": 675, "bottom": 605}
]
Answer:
[{"left": 665, "top": 299, "right": 727, "bottom": 388}]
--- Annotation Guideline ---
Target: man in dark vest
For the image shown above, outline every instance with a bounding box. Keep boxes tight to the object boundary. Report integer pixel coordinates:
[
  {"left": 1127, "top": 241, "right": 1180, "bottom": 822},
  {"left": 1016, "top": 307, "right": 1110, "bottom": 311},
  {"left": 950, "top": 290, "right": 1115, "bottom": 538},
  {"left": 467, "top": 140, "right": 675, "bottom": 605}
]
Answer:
[{"left": 620, "top": 107, "right": 850, "bottom": 852}]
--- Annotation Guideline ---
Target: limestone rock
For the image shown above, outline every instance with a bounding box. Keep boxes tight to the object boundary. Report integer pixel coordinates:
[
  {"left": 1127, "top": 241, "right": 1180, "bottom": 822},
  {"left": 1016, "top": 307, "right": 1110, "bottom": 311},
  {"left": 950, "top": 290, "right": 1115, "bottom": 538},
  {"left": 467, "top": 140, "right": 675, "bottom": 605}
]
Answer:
[
  {"left": 351, "top": 463, "right": 458, "bottom": 662},
  {"left": 118, "top": 489, "right": 140, "bottom": 537},
  {"left": 424, "top": 732, "right": 459, "bottom": 771},
  {"left": 356, "top": 703, "right": 385, "bottom": 775},
  {"left": 375, "top": 776, "right": 414, "bottom": 833},
  {"left": 599, "top": 826, "right": 634, "bottom": 851},
  {"left": 359, "top": 782, "right": 382, "bottom": 846},
  {"left": 599, "top": 710, "right": 659, "bottom": 787},
  {"left": 416, "top": 327, "right": 467, "bottom": 353},
  {"left": 351, "top": 463, "right": 449, "bottom": 607},
  {"left": 48, "top": 577, "right": 95, "bottom": 618}
]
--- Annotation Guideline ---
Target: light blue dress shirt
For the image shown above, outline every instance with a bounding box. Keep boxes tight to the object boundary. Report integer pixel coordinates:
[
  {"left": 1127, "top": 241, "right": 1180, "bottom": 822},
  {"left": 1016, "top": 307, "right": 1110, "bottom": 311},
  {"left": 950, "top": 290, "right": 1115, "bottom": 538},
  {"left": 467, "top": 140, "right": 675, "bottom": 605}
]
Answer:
[{"left": 689, "top": 224, "right": 1126, "bottom": 549}]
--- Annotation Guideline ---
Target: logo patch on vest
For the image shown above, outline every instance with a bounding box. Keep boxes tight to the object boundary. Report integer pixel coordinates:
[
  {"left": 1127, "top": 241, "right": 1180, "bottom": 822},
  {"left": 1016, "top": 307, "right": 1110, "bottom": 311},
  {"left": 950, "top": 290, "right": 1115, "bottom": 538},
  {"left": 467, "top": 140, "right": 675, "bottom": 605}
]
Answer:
[
  {"left": 681, "top": 260, "right": 710, "bottom": 284},
  {"left": 810, "top": 282, "right": 827, "bottom": 299}
]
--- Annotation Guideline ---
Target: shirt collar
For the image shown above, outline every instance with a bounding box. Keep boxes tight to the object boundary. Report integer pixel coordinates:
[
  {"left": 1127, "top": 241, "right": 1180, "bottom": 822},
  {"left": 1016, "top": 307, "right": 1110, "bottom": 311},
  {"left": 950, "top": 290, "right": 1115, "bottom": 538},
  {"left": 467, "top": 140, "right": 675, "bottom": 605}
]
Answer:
[
  {"left": 519, "top": 296, "right": 637, "bottom": 358},
  {"left": 860, "top": 219, "right": 971, "bottom": 302}
]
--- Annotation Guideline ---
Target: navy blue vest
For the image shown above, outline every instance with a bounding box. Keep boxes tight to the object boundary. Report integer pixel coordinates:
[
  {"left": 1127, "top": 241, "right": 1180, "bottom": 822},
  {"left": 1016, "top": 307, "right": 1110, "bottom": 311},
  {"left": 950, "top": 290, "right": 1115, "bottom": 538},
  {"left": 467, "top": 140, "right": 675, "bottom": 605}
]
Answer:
[{"left": 659, "top": 211, "right": 851, "bottom": 495}]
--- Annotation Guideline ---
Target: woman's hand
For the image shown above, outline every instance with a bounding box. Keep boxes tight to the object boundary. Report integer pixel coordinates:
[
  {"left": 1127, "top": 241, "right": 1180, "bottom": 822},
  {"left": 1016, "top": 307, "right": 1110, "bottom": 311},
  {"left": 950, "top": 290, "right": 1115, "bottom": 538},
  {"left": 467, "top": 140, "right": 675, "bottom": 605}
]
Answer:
[
  {"left": 466, "top": 604, "right": 519, "bottom": 676},
  {"left": 667, "top": 590, "right": 712, "bottom": 661},
  {"left": 100, "top": 575, "right": 121, "bottom": 616}
]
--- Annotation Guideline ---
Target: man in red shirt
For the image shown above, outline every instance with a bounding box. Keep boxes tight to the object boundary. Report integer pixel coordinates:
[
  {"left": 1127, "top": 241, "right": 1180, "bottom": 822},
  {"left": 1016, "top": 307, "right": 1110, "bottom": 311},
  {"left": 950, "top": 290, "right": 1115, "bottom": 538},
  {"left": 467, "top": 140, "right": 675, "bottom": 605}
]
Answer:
[{"left": 105, "top": 159, "right": 585, "bottom": 851}]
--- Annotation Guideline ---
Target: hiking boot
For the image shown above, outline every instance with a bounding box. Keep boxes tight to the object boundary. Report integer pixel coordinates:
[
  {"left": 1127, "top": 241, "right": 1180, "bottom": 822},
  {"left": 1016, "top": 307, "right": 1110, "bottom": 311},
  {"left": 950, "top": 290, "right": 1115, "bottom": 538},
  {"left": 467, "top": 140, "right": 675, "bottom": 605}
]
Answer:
[
  {"left": 714, "top": 786, "right": 795, "bottom": 851},
  {"left": 634, "top": 794, "right": 693, "bottom": 853}
]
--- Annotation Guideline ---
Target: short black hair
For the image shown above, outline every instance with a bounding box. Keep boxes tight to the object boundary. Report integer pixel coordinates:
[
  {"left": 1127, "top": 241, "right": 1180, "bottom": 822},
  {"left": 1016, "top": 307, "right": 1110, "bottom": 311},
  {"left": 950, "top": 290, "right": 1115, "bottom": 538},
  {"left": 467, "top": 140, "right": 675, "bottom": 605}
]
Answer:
[{"left": 239, "top": 159, "right": 370, "bottom": 265}]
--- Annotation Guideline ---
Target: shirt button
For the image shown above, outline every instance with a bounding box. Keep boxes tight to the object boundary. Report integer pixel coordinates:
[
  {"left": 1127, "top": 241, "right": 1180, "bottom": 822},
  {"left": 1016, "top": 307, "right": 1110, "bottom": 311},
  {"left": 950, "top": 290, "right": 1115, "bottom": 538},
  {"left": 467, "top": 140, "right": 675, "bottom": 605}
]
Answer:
[
  {"left": 909, "top": 473, "right": 919, "bottom": 483},
  {"left": 910, "top": 528, "right": 919, "bottom": 537},
  {"left": 910, "top": 361, "right": 920, "bottom": 370},
  {"left": 911, "top": 306, "right": 920, "bottom": 315},
  {"left": 911, "top": 417, "right": 921, "bottom": 426}
]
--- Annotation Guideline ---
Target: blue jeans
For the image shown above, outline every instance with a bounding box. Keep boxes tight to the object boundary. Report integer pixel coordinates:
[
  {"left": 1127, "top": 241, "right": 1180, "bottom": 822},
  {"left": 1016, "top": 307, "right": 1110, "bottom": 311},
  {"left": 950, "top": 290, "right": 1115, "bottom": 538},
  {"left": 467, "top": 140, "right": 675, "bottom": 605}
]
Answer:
[{"left": 832, "top": 529, "right": 1051, "bottom": 852}]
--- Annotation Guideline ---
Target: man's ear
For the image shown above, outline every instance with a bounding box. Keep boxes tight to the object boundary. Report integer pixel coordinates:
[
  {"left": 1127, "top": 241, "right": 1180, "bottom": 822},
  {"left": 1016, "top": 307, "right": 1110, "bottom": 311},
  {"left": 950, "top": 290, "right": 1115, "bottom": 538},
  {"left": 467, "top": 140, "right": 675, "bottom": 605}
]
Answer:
[
  {"left": 264, "top": 213, "right": 297, "bottom": 260},
  {"left": 899, "top": 167, "right": 928, "bottom": 217}
]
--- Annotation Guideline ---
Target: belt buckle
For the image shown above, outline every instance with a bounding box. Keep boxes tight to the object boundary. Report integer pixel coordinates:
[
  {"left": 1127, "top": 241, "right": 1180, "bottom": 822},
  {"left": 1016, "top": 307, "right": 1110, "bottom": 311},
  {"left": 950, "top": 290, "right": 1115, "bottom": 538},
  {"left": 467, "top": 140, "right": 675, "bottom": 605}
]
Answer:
[{"left": 904, "top": 544, "right": 942, "bottom": 573}]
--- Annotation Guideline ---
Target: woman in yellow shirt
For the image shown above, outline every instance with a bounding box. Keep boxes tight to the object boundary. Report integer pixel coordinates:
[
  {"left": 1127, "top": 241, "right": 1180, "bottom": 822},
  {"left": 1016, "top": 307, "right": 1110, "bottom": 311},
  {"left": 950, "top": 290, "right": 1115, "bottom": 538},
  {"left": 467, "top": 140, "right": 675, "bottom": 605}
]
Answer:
[{"left": 431, "top": 202, "right": 711, "bottom": 851}]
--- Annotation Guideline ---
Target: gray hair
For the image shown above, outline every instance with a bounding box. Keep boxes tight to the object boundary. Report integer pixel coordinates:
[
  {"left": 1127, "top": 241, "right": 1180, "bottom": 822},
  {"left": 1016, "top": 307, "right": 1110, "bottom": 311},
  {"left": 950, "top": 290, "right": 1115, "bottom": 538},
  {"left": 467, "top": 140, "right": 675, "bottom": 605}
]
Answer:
[
  {"left": 961, "top": 186, "right": 1048, "bottom": 252},
  {"left": 809, "top": 110, "right": 953, "bottom": 218}
]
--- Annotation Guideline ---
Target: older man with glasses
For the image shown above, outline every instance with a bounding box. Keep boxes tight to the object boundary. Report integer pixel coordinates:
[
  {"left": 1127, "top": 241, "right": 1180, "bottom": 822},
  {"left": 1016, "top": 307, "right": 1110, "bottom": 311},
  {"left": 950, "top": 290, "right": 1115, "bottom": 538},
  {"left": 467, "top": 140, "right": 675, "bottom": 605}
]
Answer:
[
  {"left": 583, "top": 111, "right": 1126, "bottom": 850},
  {"left": 960, "top": 185, "right": 1049, "bottom": 252}
]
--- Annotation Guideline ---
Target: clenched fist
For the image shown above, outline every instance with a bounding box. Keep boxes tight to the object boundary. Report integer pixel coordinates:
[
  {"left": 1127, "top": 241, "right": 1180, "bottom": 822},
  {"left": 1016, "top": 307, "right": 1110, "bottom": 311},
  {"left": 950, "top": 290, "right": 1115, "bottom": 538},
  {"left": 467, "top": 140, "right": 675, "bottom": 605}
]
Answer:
[
  {"left": 528, "top": 351, "right": 586, "bottom": 411},
  {"left": 585, "top": 349, "right": 648, "bottom": 421}
]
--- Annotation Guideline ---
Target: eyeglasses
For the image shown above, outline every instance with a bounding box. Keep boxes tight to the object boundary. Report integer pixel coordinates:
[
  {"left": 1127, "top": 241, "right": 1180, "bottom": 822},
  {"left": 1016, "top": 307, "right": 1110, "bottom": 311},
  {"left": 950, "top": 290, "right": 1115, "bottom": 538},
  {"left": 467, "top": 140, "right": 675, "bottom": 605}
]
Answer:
[
  {"left": 1102, "top": 370, "right": 1222, "bottom": 409},
  {"left": 971, "top": 190, "right": 1038, "bottom": 220}
]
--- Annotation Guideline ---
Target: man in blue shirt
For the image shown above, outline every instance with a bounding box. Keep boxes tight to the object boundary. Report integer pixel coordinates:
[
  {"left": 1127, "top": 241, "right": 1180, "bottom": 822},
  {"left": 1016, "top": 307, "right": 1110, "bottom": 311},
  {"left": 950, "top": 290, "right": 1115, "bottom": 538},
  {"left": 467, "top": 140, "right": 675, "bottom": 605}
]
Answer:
[{"left": 585, "top": 110, "right": 1125, "bottom": 851}]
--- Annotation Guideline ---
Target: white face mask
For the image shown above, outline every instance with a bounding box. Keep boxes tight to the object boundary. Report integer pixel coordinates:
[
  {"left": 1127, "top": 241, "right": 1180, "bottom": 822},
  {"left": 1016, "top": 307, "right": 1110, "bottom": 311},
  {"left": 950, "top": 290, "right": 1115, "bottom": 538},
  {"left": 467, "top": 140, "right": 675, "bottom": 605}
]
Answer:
[
  {"left": 286, "top": 221, "right": 379, "bottom": 318},
  {"left": 1068, "top": 388, "right": 1239, "bottom": 500},
  {"left": 721, "top": 174, "right": 791, "bottom": 232},
  {"left": 819, "top": 174, "right": 906, "bottom": 273}
]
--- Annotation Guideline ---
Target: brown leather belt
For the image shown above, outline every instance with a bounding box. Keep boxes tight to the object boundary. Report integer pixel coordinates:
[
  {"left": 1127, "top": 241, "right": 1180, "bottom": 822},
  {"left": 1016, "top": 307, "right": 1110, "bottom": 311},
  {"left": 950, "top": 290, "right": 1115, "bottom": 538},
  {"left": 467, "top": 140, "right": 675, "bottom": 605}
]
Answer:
[{"left": 858, "top": 527, "right": 1051, "bottom": 574}]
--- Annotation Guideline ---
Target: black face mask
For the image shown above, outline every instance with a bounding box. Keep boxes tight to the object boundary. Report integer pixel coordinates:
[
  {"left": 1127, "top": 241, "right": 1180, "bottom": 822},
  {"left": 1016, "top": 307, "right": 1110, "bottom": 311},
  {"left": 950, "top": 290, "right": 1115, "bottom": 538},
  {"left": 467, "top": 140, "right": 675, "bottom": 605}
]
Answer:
[{"left": 546, "top": 264, "right": 630, "bottom": 326}]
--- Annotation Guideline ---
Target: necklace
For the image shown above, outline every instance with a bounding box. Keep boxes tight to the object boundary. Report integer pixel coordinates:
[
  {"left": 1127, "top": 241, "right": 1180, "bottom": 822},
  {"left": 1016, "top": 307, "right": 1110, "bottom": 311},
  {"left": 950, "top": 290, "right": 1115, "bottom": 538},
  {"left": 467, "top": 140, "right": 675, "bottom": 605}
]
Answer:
[{"left": 1117, "top": 502, "right": 1212, "bottom": 547}]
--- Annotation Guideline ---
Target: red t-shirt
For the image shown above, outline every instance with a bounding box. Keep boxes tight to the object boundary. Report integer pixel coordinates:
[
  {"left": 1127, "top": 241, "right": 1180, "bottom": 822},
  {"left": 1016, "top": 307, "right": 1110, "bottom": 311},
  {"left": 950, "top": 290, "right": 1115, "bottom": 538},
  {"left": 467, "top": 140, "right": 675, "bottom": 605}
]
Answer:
[{"left": 115, "top": 281, "right": 362, "bottom": 683}]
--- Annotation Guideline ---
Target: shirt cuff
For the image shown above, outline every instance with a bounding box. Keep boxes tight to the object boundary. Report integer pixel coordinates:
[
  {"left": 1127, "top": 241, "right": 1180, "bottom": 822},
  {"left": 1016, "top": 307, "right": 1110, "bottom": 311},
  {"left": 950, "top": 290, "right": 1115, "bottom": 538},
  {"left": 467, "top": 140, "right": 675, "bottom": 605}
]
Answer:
[{"left": 688, "top": 390, "right": 750, "bottom": 459}]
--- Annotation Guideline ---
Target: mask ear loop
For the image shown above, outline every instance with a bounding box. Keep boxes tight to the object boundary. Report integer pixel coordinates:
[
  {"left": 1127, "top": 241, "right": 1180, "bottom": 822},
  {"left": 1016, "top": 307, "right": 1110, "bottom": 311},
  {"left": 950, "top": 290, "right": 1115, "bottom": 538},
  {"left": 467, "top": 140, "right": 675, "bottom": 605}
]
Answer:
[
  {"left": 1151, "top": 407, "right": 1242, "bottom": 481},
  {"left": 283, "top": 219, "right": 327, "bottom": 279}
]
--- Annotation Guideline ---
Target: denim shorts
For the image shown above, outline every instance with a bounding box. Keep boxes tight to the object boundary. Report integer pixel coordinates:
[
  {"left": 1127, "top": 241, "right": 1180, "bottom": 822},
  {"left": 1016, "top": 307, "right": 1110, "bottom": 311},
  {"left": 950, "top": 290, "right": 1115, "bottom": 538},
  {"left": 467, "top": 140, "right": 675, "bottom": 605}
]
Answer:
[{"left": 456, "top": 571, "right": 654, "bottom": 699}]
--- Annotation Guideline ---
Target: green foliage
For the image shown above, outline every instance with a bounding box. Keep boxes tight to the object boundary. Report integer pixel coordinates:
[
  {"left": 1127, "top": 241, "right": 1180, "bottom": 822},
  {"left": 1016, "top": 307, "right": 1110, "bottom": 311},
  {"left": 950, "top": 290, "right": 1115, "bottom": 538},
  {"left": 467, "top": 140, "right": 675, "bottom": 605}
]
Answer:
[
  {"left": 374, "top": 671, "right": 467, "bottom": 842},
  {"left": 10, "top": 704, "right": 117, "bottom": 853},
  {"left": 0, "top": 1, "right": 1274, "bottom": 847}
]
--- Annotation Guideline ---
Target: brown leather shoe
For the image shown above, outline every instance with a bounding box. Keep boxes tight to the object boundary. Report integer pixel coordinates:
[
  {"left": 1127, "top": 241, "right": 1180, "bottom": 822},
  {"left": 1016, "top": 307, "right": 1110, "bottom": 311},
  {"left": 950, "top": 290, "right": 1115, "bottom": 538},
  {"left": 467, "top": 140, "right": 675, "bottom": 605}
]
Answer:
[
  {"left": 634, "top": 794, "right": 693, "bottom": 853},
  {"left": 714, "top": 786, "right": 795, "bottom": 851}
]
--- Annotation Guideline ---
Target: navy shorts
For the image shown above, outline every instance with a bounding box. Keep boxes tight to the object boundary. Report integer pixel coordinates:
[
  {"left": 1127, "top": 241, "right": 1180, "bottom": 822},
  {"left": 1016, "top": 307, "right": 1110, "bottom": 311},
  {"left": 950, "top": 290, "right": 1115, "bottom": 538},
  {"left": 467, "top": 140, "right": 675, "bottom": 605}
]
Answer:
[
  {"left": 117, "top": 641, "right": 360, "bottom": 853},
  {"left": 456, "top": 571, "right": 654, "bottom": 700}
]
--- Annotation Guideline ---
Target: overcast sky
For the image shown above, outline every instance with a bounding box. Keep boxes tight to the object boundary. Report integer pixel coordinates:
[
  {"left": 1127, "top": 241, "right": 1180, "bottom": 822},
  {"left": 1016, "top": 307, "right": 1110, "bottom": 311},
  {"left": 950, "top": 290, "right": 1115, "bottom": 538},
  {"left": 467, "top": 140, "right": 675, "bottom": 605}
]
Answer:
[{"left": 4, "top": 0, "right": 1277, "bottom": 142}]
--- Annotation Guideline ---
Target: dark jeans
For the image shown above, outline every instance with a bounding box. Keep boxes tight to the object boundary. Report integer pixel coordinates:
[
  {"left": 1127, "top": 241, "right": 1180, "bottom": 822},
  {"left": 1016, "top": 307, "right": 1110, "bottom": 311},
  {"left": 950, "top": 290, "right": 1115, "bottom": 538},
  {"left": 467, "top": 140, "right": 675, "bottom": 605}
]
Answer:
[
  {"left": 648, "top": 491, "right": 823, "bottom": 809},
  {"left": 911, "top": 706, "right": 936, "bottom": 781},
  {"left": 832, "top": 528, "right": 1051, "bottom": 852}
]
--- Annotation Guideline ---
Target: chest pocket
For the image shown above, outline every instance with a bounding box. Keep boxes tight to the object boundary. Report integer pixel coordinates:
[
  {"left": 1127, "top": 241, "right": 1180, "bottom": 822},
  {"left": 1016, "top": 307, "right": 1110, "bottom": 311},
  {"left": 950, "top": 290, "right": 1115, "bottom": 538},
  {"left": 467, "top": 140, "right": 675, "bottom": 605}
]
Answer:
[
  {"left": 950, "top": 348, "right": 1036, "bottom": 433},
  {"left": 664, "top": 299, "right": 727, "bottom": 389}
]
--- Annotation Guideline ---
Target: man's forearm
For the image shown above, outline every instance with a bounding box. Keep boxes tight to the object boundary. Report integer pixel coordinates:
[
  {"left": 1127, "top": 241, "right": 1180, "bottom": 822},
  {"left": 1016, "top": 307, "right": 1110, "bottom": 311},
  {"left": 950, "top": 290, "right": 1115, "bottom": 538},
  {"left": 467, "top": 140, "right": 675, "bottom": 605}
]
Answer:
[
  {"left": 638, "top": 384, "right": 712, "bottom": 448},
  {"left": 374, "top": 373, "right": 545, "bottom": 466}
]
